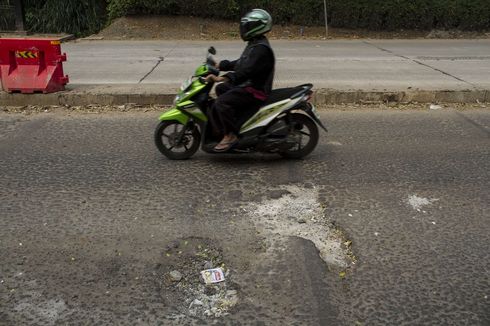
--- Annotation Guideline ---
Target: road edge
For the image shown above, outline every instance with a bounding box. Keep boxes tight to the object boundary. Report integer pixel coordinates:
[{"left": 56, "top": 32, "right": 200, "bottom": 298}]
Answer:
[{"left": 1, "top": 87, "right": 489, "bottom": 107}]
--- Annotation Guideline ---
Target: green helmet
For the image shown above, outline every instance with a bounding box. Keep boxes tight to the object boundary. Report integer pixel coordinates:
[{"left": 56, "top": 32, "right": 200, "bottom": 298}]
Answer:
[{"left": 240, "top": 9, "right": 272, "bottom": 41}]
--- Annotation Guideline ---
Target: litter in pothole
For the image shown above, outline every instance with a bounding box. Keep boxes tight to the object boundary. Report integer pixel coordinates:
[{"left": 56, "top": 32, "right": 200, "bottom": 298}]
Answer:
[{"left": 156, "top": 237, "right": 239, "bottom": 319}]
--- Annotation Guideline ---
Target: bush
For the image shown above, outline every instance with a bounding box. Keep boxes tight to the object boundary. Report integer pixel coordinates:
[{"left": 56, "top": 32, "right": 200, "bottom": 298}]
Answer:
[
  {"left": 0, "top": 1, "right": 17, "bottom": 31},
  {"left": 22, "top": 0, "right": 106, "bottom": 36},
  {"left": 238, "top": 0, "right": 324, "bottom": 26},
  {"left": 11, "top": 0, "right": 490, "bottom": 35},
  {"left": 107, "top": 0, "right": 240, "bottom": 21},
  {"left": 328, "top": 0, "right": 490, "bottom": 31},
  {"left": 105, "top": 0, "right": 490, "bottom": 31}
]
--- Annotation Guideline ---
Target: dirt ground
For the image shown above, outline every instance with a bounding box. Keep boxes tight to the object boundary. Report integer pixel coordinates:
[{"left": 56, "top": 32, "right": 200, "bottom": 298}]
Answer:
[{"left": 92, "top": 15, "right": 490, "bottom": 40}]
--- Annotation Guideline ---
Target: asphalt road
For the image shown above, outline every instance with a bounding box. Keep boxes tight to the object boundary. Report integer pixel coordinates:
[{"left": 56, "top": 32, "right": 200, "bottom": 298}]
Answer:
[
  {"left": 63, "top": 39, "right": 490, "bottom": 91},
  {"left": 0, "top": 108, "right": 489, "bottom": 325}
]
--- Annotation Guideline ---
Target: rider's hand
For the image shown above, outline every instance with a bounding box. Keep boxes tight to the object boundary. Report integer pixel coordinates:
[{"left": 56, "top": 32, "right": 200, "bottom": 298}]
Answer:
[{"left": 205, "top": 75, "right": 227, "bottom": 83}]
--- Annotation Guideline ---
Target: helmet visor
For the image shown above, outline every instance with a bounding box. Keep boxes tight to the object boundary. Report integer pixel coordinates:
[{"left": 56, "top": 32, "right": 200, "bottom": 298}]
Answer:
[{"left": 240, "top": 20, "right": 263, "bottom": 41}]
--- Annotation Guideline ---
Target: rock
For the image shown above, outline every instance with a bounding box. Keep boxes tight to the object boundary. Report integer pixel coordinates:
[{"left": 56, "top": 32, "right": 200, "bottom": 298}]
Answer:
[
  {"left": 169, "top": 270, "right": 182, "bottom": 282},
  {"left": 203, "top": 261, "right": 213, "bottom": 270},
  {"left": 297, "top": 218, "right": 307, "bottom": 224}
]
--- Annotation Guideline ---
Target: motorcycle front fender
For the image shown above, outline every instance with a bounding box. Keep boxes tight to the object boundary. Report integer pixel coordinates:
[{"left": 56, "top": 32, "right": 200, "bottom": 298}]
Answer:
[{"left": 158, "top": 108, "right": 189, "bottom": 125}]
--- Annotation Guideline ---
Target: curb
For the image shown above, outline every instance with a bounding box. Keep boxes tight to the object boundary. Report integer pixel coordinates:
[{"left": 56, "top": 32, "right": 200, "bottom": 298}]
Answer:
[
  {"left": 312, "top": 89, "right": 489, "bottom": 105},
  {"left": 1, "top": 88, "right": 488, "bottom": 107}
]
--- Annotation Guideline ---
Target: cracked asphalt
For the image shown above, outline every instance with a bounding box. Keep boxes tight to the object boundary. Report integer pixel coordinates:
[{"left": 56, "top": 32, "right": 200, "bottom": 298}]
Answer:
[{"left": 0, "top": 108, "right": 489, "bottom": 325}]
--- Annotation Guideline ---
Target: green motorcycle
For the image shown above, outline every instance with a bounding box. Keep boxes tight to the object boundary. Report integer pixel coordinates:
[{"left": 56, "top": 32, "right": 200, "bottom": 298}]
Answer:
[{"left": 154, "top": 47, "right": 327, "bottom": 160}]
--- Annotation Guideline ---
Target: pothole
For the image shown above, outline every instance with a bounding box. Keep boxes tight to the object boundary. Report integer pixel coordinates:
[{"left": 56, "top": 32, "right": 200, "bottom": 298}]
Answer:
[
  {"left": 156, "top": 237, "right": 239, "bottom": 320},
  {"left": 245, "top": 185, "right": 355, "bottom": 270}
]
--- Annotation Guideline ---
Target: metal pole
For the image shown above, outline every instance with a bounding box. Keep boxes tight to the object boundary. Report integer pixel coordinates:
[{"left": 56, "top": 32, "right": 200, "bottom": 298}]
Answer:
[
  {"left": 324, "top": 0, "right": 328, "bottom": 38},
  {"left": 13, "top": 0, "right": 25, "bottom": 32}
]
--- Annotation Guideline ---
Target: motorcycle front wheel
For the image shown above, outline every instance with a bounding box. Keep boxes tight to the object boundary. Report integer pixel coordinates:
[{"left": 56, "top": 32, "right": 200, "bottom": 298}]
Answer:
[
  {"left": 154, "top": 120, "right": 201, "bottom": 160},
  {"left": 279, "top": 113, "right": 319, "bottom": 159}
]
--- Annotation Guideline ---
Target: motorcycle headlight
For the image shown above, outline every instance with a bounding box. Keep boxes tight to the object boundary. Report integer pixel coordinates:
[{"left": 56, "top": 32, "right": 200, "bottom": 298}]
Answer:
[
  {"left": 180, "top": 77, "right": 193, "bottom": 91},
  {"left": 173, "top": 93, "right": 182, "bottom": 105}
]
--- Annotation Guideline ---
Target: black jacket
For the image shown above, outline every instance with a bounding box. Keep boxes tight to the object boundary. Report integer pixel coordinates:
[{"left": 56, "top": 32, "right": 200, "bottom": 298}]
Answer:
[{"left": 218, "top": 36, "right": 275, "bottom": 95}]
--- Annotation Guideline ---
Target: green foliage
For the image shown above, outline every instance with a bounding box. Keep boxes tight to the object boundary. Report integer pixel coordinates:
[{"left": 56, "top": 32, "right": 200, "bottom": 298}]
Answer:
[
  {"left": 14, "top": 0, "right": 490, "bottom": 35},
  {"left": 328, "top": 0, "right": 490, "bottom": 30},
  {"left": 105, "top": 0, "right": 490, "bottom": 31},
  {"left": 22, "top": 0, "right": 106, "bottom": 36},
  {"left": 239, "top": 0, "right": 324, "bottom": 26},
  {"left": 107, "top": 0, "right": 239, "bottom": 21},
  {"left": 0, "top": 0, "right": 16, "bottom": 31}
]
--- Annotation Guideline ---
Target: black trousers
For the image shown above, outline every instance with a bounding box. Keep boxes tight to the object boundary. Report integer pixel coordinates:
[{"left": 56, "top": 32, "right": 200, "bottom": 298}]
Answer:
[{"left": 211, "top": 83, "right": 262, "bottom": 136}]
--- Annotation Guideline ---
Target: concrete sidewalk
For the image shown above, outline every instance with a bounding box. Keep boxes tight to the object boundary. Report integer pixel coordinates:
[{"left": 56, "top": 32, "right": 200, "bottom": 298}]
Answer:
[{"left": 1, "top": 39, "right": 490, "bottom": 105}]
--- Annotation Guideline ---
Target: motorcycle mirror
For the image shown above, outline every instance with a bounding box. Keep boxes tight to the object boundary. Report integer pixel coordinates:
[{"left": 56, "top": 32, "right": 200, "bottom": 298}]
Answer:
[{"left": 208, "top": 46, "right": 216, "bottom": 55}]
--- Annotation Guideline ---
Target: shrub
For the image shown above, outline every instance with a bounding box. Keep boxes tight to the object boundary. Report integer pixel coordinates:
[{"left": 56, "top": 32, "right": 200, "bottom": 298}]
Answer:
[
  {"left": 107, "top": 0, "right": 239, "bottom": 21},
  {"left": 10, "top": 0, "right": 490, "bottom": 35},
  {"left": 22, "top": 0, "right": 106, "bottom": 36},
  {"left": 106, "top": 0, "right": 490, "bottom": 30},
  {"left": 328, "top": 0, "right": 490, "bottom": 31},
  {"left": 0, "top": 0, "right": 16, "bottom": 30}
]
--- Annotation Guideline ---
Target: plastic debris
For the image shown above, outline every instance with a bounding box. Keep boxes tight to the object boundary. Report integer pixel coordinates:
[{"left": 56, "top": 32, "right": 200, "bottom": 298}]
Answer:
[
  {"left": 200, "top": 268, "right": 225, "bottom": 284},
  {"left": 430, "top": 104, "right": 442, "bottom": 110}
]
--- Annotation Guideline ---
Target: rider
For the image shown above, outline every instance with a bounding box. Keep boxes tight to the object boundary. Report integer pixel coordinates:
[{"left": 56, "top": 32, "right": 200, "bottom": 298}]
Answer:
[{"left": 205, "top": 9, "right": 275, "bottom": 152}]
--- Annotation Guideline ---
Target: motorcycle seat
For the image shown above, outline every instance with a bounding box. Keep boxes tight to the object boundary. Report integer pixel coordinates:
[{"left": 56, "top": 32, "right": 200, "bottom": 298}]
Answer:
[{"left": 264, "top": 83, "right": 313, "bottom": 105}]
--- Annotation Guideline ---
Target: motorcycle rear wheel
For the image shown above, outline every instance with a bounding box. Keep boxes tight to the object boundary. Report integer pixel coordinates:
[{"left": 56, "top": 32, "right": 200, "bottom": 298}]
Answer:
[
  {"left": 154, "top": 120, "right": 201, "bottom": 160},
  {"left": 279, "top": 113, "right": 319, "bottom": 159}
]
